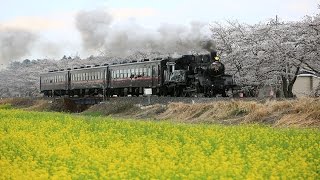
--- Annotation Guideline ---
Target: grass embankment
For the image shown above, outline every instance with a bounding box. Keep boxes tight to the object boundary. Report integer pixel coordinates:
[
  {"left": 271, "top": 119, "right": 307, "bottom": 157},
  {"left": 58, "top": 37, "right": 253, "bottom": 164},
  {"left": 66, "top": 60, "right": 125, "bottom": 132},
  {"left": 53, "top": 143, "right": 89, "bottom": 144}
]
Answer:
[
  {"left": 85, "top": 98, "right": 320, "bottom": 128},
  {"left": 0, "top": 108, "right": 319, "bottom": 179},
  {"left": 1, "top": 97, "right": 320, "bottom": 128}
]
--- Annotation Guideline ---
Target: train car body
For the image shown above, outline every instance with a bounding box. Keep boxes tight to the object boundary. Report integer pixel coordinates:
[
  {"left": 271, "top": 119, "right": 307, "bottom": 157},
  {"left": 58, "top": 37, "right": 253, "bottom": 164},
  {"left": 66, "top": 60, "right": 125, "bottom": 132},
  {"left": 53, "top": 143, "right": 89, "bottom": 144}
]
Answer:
[
  {"left": 69, "top": 66, "right": 108, "bottom": 97},
  {"left": 40, "top": 70, "right": 69, "bottom": 97},
  {"left": 109, "top": 59, "right": 167, "bottom": 96}
]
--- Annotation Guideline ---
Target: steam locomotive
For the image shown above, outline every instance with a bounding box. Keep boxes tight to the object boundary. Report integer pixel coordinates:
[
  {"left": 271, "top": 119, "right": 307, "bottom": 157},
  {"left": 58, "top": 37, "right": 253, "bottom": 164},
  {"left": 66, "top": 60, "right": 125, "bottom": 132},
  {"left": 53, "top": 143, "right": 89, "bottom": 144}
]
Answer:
[{"left": 40, "top": 51, "right": 235, "bottom": 98}]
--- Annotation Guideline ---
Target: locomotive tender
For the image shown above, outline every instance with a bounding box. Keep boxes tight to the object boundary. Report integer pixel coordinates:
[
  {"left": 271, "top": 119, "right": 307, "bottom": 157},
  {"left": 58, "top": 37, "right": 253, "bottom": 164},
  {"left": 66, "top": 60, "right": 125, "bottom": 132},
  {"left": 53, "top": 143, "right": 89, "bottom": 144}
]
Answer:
[{"left": 40, "top": 51, "right": 235, "bottom": 98}]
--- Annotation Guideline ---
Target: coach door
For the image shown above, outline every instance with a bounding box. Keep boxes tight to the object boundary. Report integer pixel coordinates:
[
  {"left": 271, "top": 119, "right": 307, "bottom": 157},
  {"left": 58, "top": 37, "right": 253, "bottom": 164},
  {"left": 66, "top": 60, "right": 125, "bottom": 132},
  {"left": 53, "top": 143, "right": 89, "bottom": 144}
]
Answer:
[
  {"left": 152, "top": 65, "right": 158, "bottom": 87},
  {"left": 67, "top": 72, "right": 71, "bottom": 91}
]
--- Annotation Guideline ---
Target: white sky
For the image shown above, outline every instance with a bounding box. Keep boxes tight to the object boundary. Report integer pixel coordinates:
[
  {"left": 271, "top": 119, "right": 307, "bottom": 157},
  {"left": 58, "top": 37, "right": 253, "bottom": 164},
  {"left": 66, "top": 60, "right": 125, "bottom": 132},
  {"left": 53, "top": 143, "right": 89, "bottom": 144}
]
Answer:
[{"left": 0, "top": 0, "right": 319, "bottom": 60}]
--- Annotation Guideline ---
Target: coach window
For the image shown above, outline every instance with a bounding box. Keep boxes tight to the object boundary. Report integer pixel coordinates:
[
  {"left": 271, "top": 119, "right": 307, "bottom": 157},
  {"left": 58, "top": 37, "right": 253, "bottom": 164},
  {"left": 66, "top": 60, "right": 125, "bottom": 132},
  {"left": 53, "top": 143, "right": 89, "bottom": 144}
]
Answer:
[
  {"left": 148, "top": 67, "right": 152, "bottom": 77},
  {"left": 152, "top": 67, "right": 156, "bottom": 77},
  {"left": 138, "top": 68, "right": 142, "bottom": 76},
  {"left": 143, "top": 68, "right": 147, "bottom": 77},
  {"left": 123, "top": 69, "right": 127, "bottom": 78}
]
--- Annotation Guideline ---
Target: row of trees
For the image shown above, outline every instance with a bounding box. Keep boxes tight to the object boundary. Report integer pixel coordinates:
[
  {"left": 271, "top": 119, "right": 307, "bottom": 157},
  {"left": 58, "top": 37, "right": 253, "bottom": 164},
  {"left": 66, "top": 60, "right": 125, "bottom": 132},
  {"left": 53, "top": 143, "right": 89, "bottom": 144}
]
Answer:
[{"left": 211, "top": 12, "right": 320, "bottom": 97}]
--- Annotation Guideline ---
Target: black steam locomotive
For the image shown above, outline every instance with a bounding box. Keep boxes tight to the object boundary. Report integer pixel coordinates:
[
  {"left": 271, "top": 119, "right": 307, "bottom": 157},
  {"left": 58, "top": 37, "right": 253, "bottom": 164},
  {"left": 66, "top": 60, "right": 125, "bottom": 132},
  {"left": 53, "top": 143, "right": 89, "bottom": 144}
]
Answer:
[{"left": 40, "top": 51, "right": 235, "bottom": 98}]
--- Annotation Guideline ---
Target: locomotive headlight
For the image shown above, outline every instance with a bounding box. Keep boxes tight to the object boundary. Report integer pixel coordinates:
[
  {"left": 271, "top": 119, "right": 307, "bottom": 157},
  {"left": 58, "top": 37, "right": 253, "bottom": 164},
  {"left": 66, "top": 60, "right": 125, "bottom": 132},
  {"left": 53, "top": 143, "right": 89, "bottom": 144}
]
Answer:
[{"left": 214, "top": 56, "right": 220, "bottom": 61}]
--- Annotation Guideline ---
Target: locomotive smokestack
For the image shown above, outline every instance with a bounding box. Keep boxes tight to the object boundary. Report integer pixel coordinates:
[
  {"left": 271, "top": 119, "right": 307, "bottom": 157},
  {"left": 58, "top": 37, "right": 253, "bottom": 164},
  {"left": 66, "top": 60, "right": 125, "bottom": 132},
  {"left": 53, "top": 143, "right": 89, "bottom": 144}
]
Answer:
[{"left": 210, "top": 51, "right": 217, "bottom": 60}]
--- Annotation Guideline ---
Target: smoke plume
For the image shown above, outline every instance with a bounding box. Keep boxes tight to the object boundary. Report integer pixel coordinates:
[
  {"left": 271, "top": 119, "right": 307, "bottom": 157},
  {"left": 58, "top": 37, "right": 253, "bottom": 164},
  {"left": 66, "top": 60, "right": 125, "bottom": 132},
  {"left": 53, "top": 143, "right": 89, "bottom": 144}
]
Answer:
[
  {"left": 0, "top": 27, "right": 37, "bottom": 64},
  {"left": 75, "top": 9, "right": 113, "bottom": 51},
  {"left": 75, "top": 9, "right": 215, "bottom": 57}
]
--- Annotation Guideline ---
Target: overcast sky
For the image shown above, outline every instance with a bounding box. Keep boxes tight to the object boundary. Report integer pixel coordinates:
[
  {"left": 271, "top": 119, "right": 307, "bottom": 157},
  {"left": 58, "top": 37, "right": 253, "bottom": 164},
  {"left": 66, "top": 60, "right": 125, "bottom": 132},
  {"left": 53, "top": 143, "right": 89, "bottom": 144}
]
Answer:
[{"left": 0, "top": 0, "right": 319, "bottom": 61}]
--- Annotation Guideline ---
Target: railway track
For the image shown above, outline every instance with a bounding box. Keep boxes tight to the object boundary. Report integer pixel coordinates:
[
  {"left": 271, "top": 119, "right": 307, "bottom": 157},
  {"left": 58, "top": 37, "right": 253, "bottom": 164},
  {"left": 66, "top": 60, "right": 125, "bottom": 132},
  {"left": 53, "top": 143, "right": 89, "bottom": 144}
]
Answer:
[{"left": 53, "top": 96, "right": 270, "bottom": 106}]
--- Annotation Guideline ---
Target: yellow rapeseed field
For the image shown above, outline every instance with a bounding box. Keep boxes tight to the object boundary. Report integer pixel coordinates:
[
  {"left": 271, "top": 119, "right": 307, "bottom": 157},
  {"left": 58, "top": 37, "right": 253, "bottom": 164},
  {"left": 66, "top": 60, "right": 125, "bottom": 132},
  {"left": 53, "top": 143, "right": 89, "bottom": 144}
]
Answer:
[{"left": 0, "top": 106, "right": 319, "bottom": 179}]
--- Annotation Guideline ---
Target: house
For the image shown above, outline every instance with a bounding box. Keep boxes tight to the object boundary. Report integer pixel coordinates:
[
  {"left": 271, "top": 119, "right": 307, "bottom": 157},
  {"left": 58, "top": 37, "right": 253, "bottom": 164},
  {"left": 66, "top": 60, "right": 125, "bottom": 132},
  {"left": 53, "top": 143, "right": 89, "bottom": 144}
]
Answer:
[{"left": 293, "top": 70, "right": 320, "bottom": 97}]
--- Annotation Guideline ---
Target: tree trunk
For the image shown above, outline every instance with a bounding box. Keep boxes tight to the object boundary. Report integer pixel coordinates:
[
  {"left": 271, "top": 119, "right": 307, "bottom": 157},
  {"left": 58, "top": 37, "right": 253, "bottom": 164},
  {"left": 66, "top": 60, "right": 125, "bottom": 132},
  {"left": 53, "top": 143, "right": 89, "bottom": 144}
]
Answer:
[
  {"left": 281, "top": 67, "right": 300, "bottom": 98},
  {"left": 281, "top": 75, "right": 289, "bottom": 98}
]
